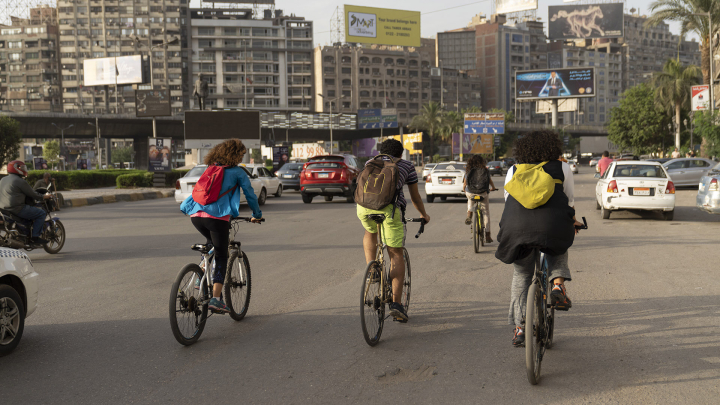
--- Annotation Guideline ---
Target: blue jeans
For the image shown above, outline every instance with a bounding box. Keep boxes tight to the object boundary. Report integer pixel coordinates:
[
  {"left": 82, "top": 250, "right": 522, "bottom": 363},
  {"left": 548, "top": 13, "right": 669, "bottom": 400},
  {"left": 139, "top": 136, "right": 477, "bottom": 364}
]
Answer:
[{"left": 17, "top": 205, "right": 46, "bottom": 238}]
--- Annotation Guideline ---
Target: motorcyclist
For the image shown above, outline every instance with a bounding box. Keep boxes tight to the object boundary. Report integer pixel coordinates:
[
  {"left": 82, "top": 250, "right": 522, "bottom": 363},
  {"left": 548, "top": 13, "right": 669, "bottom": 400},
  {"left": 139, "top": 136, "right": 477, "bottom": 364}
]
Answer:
[{"left": 0, "top": 160, "right": 53, "bottom": 245}]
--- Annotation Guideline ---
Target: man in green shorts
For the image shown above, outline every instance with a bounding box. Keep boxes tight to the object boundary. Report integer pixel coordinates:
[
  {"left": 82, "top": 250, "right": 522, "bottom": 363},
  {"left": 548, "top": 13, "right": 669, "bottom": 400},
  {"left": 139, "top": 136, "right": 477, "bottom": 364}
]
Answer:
[{"left": 357, "top": 139, "right": 431, "bottom": 322}]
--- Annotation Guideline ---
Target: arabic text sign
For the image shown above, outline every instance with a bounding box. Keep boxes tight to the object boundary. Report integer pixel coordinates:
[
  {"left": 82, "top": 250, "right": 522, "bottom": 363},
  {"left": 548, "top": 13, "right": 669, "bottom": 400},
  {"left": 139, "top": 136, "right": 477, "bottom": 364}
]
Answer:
[
  {"left": 345, "top": 5, "right": 421, "bottom": 47},
  {"left": 464, "top": 113, "right": 505, "bottom": 135},
  {"left": 462, "top": 134, "right": 493, "bottom": 155},
  {"left": 392, "top": 132, "right": 422, "bottom": 153},
  {"left": 516, "top": 68, "right": 596, "bottom": 100},
  {"left": 357, "top": 108, "right": 398, "bottom": 129},
  {"left": 692, "top": 85, "right": 710, "bottom": 111}
]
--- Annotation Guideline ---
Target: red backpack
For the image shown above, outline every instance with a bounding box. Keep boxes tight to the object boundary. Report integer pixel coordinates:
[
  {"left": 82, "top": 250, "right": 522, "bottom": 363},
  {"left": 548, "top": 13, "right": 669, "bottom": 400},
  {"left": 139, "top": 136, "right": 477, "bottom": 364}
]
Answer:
[{"left": 192, "top": 165, "right": 237, "bottom": 205}]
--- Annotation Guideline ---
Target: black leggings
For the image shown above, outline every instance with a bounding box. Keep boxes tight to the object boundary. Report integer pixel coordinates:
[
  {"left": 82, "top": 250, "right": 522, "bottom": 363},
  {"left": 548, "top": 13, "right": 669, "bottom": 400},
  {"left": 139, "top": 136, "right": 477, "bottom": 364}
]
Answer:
[{"left": 191, "top": 217, "right": 230, "bottom": 284}]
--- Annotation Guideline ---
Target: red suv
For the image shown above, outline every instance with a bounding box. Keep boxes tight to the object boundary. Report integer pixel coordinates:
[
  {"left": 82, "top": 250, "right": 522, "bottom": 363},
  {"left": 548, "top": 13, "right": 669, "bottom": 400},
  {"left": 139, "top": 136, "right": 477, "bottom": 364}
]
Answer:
[{"left": 300, "top": 154, "right": 360, "bottom": 203}]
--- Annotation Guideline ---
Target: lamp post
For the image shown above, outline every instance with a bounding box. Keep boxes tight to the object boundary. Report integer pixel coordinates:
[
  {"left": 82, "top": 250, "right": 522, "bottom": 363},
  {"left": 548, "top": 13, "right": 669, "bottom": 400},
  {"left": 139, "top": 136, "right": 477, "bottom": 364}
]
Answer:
[
  {"left": 318, "top": 94, "right": 345, "bottom": 154},
  {"left": 51, "top": 123, "right": 73, "bottom": 170},
  {"left": 693, "top": 12, "right": 715, "bottom": 114}
]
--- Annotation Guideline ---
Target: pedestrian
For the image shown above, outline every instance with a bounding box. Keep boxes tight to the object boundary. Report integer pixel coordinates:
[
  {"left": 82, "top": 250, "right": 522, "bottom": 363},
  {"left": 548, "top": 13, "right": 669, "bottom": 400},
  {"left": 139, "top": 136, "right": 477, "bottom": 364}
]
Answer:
[{"left": 672, "top": 148, "right": 681, "bottom": 158}]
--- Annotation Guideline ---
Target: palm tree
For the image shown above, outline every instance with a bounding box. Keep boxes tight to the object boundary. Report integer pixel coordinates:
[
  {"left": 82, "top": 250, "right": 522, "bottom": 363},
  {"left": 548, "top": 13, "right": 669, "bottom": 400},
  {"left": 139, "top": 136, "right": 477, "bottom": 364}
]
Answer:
[
  {"left": 653, "top": 58, "right": 701, "bottom": 148},
  {"left": 409, "top": 101, "right": 444, "bottom": 142},
  {"left": 439, "top": 110, "right": 464, "bottom": 142},
  {"left": 647, "top": 0, "right": 719, "bottom": 86}
]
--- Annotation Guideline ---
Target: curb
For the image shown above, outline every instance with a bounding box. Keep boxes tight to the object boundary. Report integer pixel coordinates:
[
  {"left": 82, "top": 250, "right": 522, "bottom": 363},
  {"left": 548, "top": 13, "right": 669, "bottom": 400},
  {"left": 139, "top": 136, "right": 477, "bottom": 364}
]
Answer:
[{"left": 61, "top": 190, "right": 174, "bottom": 209}]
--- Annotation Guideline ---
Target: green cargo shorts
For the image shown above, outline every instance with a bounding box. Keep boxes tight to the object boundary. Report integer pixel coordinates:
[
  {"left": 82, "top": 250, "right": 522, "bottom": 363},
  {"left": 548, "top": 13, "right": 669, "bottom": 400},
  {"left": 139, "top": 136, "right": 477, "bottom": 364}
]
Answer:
[{"left": 357, "top": 204, "right": 406, "bottom": 248}]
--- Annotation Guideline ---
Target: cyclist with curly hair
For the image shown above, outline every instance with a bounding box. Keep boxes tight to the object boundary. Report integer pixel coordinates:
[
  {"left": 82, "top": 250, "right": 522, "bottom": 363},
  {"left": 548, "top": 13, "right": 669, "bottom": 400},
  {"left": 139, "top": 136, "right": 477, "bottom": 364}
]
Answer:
[
  {"left": 495, "top": 130, "right": 583, "bottom": 346},
  {"left": 462, "top": 154, "right": 497, "bottom": 242},
  {"left": 181, "top": 139, "right": 262, "bottom": 313}
]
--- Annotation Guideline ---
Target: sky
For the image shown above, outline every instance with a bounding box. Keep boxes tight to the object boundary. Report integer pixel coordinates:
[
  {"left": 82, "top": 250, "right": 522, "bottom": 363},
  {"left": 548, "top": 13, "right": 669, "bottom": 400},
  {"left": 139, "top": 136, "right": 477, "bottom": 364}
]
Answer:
[{"left": 191, "top": 0, "right": 693, "bottom": 45}]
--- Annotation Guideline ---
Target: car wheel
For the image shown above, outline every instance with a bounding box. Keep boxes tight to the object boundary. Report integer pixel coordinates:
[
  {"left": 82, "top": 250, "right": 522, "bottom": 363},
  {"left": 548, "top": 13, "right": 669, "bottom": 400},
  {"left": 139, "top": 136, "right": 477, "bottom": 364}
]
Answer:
[
  {"left": 0, "top": 285, "right": 25, "bottom": 357},
  {"left": 596, "top": 198, "right": 601, "bottom": 210},
  {"left": 427, "top": 195, "right": 435, "bottom": 203},
  {"left": 663, "top": 210, "right": 674, "bottom": 221},
  {"left": 601, "top": 205, "right": 611, "bottom": 219},
  {"left": 440, "top": 196, "right": 447, "bottom": 201},
  {"left": 274, "top": 185, "right": 282, "bottom": 197},
  {"left": 324, "top": 196, "right": 333, "bottom": 202},
  {"left": 258, "top": 188, "right": 267, "bottom": 206},
  {"left": 301, "top": 193, "right": 313, "bottom": 204}
]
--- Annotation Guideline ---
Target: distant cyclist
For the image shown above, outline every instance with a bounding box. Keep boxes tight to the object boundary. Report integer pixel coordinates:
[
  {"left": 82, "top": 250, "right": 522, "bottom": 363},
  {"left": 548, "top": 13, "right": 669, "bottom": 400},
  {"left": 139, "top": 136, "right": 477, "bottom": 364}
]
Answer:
[
  {"left": 0, "top": 160, "right": 53, "bottom": 245},
  {"left": 180, "top": 139, "right": 262, "bottom": 313},
  {"left": 463, "top": 155, "right": 497, "bottom": 242},
  {"left": 495, "top": 130, "right": 583, "bottom": 346},
  {"left": 357, "top": 139, "right": 430, "bottom": 322}
]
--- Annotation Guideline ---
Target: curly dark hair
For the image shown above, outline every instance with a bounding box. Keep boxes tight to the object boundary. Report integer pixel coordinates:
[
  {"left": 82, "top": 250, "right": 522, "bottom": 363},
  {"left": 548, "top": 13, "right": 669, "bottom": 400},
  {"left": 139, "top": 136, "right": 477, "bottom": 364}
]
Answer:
[
  {"left": 379, "top": 139, "right": 404, "bottom": 158},
  {"left": 465, "top": 154, "right": 487, "bottom": 172},
  {"left": 204, "top": 139, "right": 247, "bottom": 166},
  {"left": 513, "top": 130, "right": 563, "bottom": 163}
]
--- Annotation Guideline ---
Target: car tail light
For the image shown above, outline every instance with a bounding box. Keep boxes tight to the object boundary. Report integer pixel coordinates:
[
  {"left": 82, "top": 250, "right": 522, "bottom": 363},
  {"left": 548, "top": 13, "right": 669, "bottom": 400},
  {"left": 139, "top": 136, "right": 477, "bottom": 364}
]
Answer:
[
  {"left": 175, "top": 180, "right": 180, "bottom": 190},
  {"left": 426, "top": 175, "right": 432, "bottom": 183},
  {"left": 607, "top": 180, "right": 618, "bottom": 193},
  {"left": 666, "top": 181, "right": 676, "bottom": 194},
  {"left": 710, "top": 178, "right": 719, "bottom": 191},
  {"left": 495, "top": 166, "right": 501, "bottom": 169}
]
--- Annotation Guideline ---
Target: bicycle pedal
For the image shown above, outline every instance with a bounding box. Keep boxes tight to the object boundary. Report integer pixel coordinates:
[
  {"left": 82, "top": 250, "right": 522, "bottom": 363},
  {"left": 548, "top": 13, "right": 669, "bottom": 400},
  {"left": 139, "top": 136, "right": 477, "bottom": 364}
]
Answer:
[{"left": 392, "top": 317, "right": 408, "bottom": 323}]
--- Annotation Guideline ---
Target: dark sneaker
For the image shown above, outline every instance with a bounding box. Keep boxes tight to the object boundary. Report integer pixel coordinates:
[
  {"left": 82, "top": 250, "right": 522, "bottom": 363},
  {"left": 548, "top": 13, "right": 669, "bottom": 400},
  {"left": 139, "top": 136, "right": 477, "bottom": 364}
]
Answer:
[
  {"left": 208, "top": 297, "right": 230, "bottom": 313},
  {"left": 485, "top": 232, "right": 493, "bottom": 243},
  {"left": 389, "top": 302, "right": 408, "bottom": 323},
  {"left": 464, "top": 212, "right": 472, "bottom": 225},
  {"left": 551, "top": 284, "right": 572, "bottom": 311},
  {"left": 512, "top": 326, "right": 525, "bottom": 347},
  {"left": 30, "top": 237, "right": 48, "bottom": 246}
]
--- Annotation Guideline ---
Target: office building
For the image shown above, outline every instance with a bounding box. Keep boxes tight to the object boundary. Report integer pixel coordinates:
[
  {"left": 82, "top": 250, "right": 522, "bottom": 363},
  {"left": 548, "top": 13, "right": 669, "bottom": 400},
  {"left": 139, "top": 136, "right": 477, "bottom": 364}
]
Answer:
[{"left": 187, "top": 7, "right": 314, "bottom": 111}]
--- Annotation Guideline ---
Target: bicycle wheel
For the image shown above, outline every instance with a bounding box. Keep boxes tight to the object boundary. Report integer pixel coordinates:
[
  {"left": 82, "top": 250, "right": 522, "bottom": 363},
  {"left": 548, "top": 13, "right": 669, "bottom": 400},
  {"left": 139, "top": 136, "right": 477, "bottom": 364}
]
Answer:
[
  {"left": 525, "top": 283, "right": 543, "bottom": 385},
  {"left": 360, "top": 261, "right": 385, "bottom": 346},
  {"left": 472, "top": 211, "right": 480, "bottom": 253},
  {"left": 169, "top": 264, "right": 208, "bottom": 346},
  {"left": 479, "top": 209, "right": 485, "bottom": 247},
  {"left": 400, "top": 248, "right": 411, "bottom": 315},
  {"left": 224, "top": 249, "right": 252, "bottom": 321}
]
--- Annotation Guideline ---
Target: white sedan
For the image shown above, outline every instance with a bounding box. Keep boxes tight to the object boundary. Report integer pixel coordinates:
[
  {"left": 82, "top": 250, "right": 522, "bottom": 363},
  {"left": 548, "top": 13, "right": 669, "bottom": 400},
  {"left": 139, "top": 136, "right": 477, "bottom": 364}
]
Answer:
[
  {"left": 595, "top": 161, "right": 676, "bottom": 220},
  {"left": 175, "top": 165, "right": 266, "bottom": 205},
  {"left": 0, "top": 247, "right": 39, "bottom": 356},
  {"left": 241, "top": 164, "right": 283, "bottom": 198},
  {"left": 568, "top": 160, "right": 579, "bottom": 174},
  {"left": 424, "top": 162, "right": 466, "bottom": 203}
]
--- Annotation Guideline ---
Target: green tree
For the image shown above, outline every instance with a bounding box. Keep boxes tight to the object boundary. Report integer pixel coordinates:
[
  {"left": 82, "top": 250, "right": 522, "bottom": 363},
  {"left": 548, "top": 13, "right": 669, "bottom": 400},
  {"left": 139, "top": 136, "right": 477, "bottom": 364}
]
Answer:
[
  {"left": 694, "top": 110, "right": 720, "bottom": 157},
  {"left": 652, "top": 59, "right": 700, "bottom": 149},
  {"left": 112, "top": 146, "right": 133, "bottom": 164},
  {"left": 43, "top": 140, "right": 61, "bottom": 168},
  {"left": 439, "top": 110, "right": 463, "bottom": 141},
  {"left": 0, "top": 116, "right": 22, "bottom": 169},
  {"left": 608, "top": 83, "right": 670, "bottom": 154},
  {"left": 409, "top": 101, "right": 445, "bottom": 142}
]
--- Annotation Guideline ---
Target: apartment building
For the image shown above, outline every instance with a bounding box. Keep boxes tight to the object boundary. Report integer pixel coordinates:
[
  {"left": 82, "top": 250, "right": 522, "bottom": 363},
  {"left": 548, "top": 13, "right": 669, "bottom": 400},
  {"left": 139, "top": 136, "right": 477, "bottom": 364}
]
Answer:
[
  {"left": 0, "top": 6, "right": 62, "bottom": 112},
  {"left": 314, "top": 38, "right": 481, "bottom": 126},
  {"left": 56, "top": 0, "right": 188, "bottom": 114},
  {"left": 187, "top": 7, "right": 313, "bottom": 111}
]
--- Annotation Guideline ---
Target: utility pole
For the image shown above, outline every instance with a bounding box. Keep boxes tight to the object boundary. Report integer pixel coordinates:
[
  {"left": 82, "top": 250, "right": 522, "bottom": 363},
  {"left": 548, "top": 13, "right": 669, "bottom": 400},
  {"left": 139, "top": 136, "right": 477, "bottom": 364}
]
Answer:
[
  {"left": 51, "top": 123, "right": 73, "bottom": 171},
  {"left": 440, "top": 60, "right": 444, "bottom": 109},
  {"left": 132, "top": 35, "right": 178, "bottom": 137}
]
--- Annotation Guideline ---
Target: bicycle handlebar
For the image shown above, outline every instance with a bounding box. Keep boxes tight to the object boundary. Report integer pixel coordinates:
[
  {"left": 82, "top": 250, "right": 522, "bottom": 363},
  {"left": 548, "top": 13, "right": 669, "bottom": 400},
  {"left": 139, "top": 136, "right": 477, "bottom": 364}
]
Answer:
[
  {"left": 233, "top": 217, "right": 265, "bottom": 223},
  {"left": 406, "top": 218, "right": 427, "bottom": 238},
  {"left": 575, "top": 217, "right": 588, "bottom": 231}
]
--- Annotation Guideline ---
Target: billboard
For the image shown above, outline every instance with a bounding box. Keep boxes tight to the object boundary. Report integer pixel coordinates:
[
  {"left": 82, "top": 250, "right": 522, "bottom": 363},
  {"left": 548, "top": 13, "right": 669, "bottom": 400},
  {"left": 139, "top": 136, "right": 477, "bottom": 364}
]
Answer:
[
  {"left": 352, "top": 138, "right": 380, "bottom": 157},
  {"left": 462, "top": 134, "right": 493, "bottom": 155},
  {"left": 549, "top": 4, "right": 624, "bottom": 40},
  {"left": 345, "top": 5, "right": 421, "bottom": 47},
  {"left": 148, "top": 138, "right": 172, "bottom": 173},
  {"left": 692, "top": 85, "right": 710, "bottom": 111},
  {"left": 357, "top": 108, "right": 398, "bottom": 129},
  {"left": 516, "top": 68, "right": 595, "bottom": 100},
  {"left": 392, "top": 133, "right": 422, "bottom": 153},
  {"left": 464, "top": 113, "right": 505, "bottom": 135},
  {"left": 536, "top": 98, "right": 578, "bottom": 113},
  {"left": 496, "top": 0, "right": 538, "bottom": 14},
  {"left": 184, "top": 111, "right": 261, "bottom": 141},
  {"left": 272, "top": 146, "right": 289, "bottom": 172},
  {"left": 83, "top": 55, "right": 143, "bottom": 86},
  {"left": 135, "top": 89, "right": 171, "bottom": 117}
]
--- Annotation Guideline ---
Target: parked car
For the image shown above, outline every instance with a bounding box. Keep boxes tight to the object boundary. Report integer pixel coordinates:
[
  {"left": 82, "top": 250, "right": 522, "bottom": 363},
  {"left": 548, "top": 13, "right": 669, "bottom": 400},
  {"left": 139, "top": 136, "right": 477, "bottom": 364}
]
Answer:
[
  {"left": 425, "top": 161, "right": 467, "bottom": 203},
  {"left": 662, "top": 158, "right": 715, "bottom": 187},
  {"left": 0, "top": 247, "right": 39, "bottom": 356},
  {"left": 422, "top": 164, "right": 437, "bottom": 179},
  {"left": 645, "top": 158, "right": 672, "bottom": 165},
  {"left": 589, "top": 156, "right": 601, "bottom": 167},
  {"left": 242, "top": 164, "right": 283, "bottom": 198},
  {"left": 568, "top": 160, "right": 579, "bottom": 174},
  {"left": 300, "top": 154, "right": 361, "bottom": 203},
  {"left": 486, "top": 161, "right": 504, "bottom": 176},
  {"left": 275, "top": 163, "right": 303, "bottom": 191},
  {"left": 595, "top": 161, "right": 675, "bottom": 220},
  {"left": 501, "top": 157, "right": 516, "bottom": 168},
  {"left": 696, "top": 162, "right": 720, "bottom": 214},
  {"left": 175, "top": 164, "right": 265, "bottom": 205}
]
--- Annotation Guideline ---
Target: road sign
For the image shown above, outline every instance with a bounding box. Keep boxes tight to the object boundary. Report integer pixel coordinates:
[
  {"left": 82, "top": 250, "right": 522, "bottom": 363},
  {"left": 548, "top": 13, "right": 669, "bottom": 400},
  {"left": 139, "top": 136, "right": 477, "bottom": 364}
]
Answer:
[
  {"left": 464, "top": 113, "right": 505, "bottom": 135},
  {"left": 494, "top": 136, "right": 501, "bottom": 146},
  {"left": 357, "top": 108, "right": 398, "bottom": 129},
  {"left": 692, "top": 85, "right": 710, "bottom": 111},
  {"left": 563, "top": 135, "right": 570, "bottom": 146}
]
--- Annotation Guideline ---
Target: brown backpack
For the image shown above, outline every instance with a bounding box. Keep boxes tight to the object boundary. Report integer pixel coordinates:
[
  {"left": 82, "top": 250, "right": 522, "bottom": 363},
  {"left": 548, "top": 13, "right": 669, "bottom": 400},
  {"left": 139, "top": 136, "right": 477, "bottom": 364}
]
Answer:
[{"left": 354, "top": 154, "right": 400, "bottom": 215}]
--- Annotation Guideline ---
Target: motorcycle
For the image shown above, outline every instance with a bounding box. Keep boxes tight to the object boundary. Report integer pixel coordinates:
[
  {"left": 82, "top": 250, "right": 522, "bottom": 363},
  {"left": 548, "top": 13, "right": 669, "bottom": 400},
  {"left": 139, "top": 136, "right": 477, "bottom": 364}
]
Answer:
[{"left": 0, "top": 182, "right": 66, "bottom": 254}]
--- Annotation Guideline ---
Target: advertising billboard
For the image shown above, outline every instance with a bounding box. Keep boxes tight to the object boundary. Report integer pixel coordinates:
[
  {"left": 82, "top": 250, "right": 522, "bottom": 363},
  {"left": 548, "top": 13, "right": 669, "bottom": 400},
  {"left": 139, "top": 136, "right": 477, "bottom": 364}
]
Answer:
[
  {"left": 462, "top": 134, "right": 493, "bottom": 155},
  {"left": 496, "top": 0, "right": 538, "bottom": 14},
  {"left": 464, "top": 113, "right": 505, "bottom": 135},
  {"left": 185, "top": 111, "right": 261, "bottom": 141},
  {"left": 345, "top": 5, "right": 421, "bottom": 47},
  {"left": 352, "top": 138, "right": 380, "bottom": 157},
  {"left": 272, "top": 146, "right": 289, "bottom": 172},
  {"left": 691, "top": 85, "right": 710, "bottom": 111},
  {"left": 516, "top": 68, "right": 596, "bottom": 100},
  {"left": 135, "top": 89, "right": 171, "bottom": 117},
  {"left": 83, "top": 55, "right": 143, "bottom": 86},
  {"left": 392, "top": 133, "right": 422, "bottom": 153},
  {"left": 148, "top": 138, "right": 172, "bottom": 173},
  {"left": 536, "top": 98, "right": 578, "bottom": 113},
  {"left": 357, "top": 108, "right": 398, "bottom": 129},
  {"left": 549, "top": 4, "right": 624, "bottom": 40}
]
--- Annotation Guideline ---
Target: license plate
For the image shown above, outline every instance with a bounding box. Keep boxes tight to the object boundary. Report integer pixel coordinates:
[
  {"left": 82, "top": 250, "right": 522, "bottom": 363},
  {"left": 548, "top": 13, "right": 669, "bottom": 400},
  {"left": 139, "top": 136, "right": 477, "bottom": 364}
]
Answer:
[
  {"left": 283, "top": 174, "right": 293, "bottom": 178},
  {"left": 633, "top": 188, "right": 650, "bottom": 196},
  {"left": 188, "top": 183, "right": 196, "bottom": 188},
  {"left": 440, "top": 177, "right": 453, "bottom": 185},
  {"left": 318, "top": 173, "right": 329, "bottom": 178}
]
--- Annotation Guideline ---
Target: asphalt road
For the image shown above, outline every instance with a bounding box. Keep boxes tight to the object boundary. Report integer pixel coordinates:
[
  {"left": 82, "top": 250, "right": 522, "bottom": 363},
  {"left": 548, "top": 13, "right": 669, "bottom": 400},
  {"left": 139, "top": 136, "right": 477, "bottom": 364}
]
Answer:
[{"left": 2, "top": 170, "right": 719, "bottom": 404}]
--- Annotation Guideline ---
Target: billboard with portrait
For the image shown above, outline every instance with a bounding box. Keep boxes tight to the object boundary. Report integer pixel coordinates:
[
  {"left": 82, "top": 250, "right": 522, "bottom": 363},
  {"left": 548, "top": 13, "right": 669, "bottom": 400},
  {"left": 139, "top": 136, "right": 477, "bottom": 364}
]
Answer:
[
  {"left": 33, "top": 157, "right": 48, "bottom": 170},
  {"left": 548, "top": 4, "right": 624, "bottom": 40},
  {"left": 83, "top": 55, "right": 143, "bottom": 86},
  {"left": 135, "top": 89, "right": 171, "bottom": 117},
  {"left": 272, "top": 146, "right": 289, "bottom": 172},
  {"left": 516, "top": 68, "right": 596, "bottom": 100},
  {"left": 496, "top": 0, "right": 538, "bottom": 14},
  {"left": 148, "top": 138, "right": 172, "bottom": 173},
  {"left": 462, "top": 134, "right": 493, "bottom": 155},
  {"left": 344, "top": 5, "right": 421, "bottom": 47},
  {"left": 352, "top": 138, "right": 380, "bottom": 158},
  {"left": 76, "top": 159, "right": 89, "bottom": 170}
]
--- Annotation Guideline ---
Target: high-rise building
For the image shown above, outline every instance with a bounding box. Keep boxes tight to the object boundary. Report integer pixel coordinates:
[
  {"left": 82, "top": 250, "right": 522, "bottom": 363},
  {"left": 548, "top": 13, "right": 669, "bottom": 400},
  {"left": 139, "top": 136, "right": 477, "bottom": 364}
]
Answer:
[
  {"left": 56, "top": 0, "right": 188, "bottom": 114},
  {"left": 0, "top": 6, "right": 62, "bottom": 112},
  {"left": 187, "top": 7, "right": 314, "bottom": 111}
]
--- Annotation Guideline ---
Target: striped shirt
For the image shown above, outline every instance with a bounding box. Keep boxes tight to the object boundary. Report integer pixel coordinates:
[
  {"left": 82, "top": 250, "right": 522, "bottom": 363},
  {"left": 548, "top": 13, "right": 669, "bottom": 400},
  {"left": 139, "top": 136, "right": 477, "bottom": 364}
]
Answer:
[{"left": 365, "top": 157, "right": 418, "bottom": 210}]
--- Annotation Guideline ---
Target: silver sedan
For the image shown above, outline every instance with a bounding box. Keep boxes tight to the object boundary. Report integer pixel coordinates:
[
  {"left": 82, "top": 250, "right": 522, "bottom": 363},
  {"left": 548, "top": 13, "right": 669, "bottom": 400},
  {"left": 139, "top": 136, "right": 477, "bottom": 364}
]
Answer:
[
  {"left": 662, "top": 158, "right": 715, "bottom": 186},
  {"left": 697, "top": 162, "right": 720, "bottom": 214}
]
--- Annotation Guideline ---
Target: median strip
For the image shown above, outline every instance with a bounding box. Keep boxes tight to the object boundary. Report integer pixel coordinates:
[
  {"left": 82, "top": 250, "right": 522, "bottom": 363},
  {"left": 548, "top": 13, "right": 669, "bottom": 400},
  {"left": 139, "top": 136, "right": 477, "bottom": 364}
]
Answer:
[{"left": 61, "top": 190, "right": 174, "bottom": 208}]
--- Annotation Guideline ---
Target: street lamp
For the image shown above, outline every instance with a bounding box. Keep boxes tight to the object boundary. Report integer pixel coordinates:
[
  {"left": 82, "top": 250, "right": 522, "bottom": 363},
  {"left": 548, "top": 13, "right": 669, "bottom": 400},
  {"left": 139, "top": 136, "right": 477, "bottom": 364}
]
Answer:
[
  {"left": 317, "top": 93, "right": 346, "bottom": 154},
  {"left": 693, "top": 12, "right": 715, "bottom": 114},
  {"left": 51, "top": 123, "right": 73, "bottom": 170}
]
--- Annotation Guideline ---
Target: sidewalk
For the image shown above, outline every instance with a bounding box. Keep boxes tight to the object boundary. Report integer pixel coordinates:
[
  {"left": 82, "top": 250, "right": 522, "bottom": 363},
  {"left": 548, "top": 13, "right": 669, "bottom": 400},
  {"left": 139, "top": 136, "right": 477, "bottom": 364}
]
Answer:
[{"left": 58, "top": 187, "right": 174, "bottom": 208}]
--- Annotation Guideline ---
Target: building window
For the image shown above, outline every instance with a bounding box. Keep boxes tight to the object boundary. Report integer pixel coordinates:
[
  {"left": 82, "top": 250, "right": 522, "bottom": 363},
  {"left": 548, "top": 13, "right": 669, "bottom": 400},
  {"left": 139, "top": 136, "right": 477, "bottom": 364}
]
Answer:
[
  {"left": 198, "top": 27, "right": 215, "bottom": 36},
  {"left": 589, "top": 114, "right": 595, "bottom": 122},
  {"left": 599, "top": 114, "right": 605, "bottom": 122},
  {"left": 567, "top": 61, "right": 573, "bottom": 67}
]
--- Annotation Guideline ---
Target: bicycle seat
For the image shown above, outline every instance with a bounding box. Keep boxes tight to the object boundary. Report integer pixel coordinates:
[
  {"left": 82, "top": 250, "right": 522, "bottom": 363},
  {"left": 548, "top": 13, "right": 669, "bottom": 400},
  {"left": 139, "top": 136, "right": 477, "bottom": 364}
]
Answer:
[
  {"left": 473, "top": 196, "right": 484, "bottom": 201},
  {"left": 367, "top": 214, "right": 386, "bottom": 224},
  {"left": 191, "top": 244, "right": 213, "bottom": 254}
]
